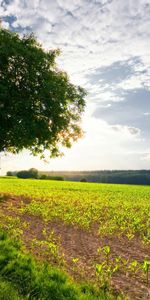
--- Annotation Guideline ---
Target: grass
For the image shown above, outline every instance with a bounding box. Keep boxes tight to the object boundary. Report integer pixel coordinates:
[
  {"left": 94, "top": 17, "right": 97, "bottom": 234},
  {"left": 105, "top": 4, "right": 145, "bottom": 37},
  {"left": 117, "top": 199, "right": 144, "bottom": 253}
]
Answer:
[
  {"left": 0, "top": 279, "right": 25, "bottom": 300},
  {"left": 0, "top": 230, "right": 121, "bottom": 300}
]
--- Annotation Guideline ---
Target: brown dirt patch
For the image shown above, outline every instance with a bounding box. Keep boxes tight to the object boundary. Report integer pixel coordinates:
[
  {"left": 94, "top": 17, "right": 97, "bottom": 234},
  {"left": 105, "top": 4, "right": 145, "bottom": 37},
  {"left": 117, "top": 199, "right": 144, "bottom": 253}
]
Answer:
[{"left": 0, "top": 195, "right": 150, "bottom": 300}]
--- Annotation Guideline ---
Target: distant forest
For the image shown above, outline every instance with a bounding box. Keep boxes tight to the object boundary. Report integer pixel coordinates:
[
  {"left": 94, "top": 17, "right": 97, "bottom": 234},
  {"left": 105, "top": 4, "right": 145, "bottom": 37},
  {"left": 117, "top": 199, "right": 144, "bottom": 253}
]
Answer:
[
  {"left": 6, "top": 169, "right": 150, "bottom": 185},
  {"left": 40, "top": 170, "right": 150, "bottom": 185}
]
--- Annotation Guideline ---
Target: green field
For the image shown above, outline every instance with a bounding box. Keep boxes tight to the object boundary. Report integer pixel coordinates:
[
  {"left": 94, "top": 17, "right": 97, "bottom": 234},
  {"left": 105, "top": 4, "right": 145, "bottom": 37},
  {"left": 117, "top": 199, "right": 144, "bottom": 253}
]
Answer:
[{"left": 0, "top": 178, "right": 150, "bottom": 299}]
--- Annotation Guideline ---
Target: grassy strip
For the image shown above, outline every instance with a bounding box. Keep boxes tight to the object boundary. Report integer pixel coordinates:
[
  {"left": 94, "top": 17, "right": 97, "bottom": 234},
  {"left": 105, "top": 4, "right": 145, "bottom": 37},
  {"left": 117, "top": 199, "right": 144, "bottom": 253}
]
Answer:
[
  {"left": 0, "top": 278, "right": 25, "bottom": 300},
  {"left": 0, "top": 231, "right": 124, "bottom": 300}
]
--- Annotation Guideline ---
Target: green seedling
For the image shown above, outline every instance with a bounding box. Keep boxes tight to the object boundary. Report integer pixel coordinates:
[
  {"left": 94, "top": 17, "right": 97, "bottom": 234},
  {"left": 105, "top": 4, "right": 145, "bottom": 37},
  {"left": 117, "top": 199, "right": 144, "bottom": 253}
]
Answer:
[
  {"left": 72, "top": 257, "right": 79, "bottom": 264},
  {"left": 128, "top": 260, "right": 139, "bottom": 275},
  {"left": 142, "top": 260, "right": 150, "bottom": 285},
  {"left": 103, "top": 246, "right": 111, "bottom": 265}
]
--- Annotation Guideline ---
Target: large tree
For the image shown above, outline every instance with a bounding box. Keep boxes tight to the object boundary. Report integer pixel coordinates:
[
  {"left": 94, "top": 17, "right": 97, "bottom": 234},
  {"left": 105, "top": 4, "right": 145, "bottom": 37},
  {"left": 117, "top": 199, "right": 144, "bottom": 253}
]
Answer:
[{"left": 0, "top": 28, "right": 86, "bottom": 158}]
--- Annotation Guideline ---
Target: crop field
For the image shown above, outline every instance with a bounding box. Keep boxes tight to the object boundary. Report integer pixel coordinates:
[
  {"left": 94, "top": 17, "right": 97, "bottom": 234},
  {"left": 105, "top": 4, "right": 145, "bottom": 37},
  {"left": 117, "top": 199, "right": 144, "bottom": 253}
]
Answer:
[{"left": 0, "top": 178, "right": 150, "bottom": 299}]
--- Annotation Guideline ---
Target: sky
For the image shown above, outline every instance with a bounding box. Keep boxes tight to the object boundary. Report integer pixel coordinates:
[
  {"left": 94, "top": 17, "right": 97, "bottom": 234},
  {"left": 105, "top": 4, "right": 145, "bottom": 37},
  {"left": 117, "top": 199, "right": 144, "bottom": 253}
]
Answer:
[{"left": 0, "top": 0, "right": 150, "bottom": 173}]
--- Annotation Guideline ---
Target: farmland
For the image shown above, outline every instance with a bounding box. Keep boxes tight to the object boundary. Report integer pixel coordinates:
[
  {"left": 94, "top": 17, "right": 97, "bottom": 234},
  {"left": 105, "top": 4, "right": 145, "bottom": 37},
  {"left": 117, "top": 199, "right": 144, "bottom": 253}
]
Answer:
[{"left": 0, "top": 178, "right": 150, "bottom": 299}]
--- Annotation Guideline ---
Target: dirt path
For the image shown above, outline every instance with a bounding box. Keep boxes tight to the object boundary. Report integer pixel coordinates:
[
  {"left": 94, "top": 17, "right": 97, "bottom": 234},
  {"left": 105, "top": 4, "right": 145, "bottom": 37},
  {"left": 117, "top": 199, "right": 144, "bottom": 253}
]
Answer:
[{"left": 0, "top": 195, "right": 150, "bottom": 300}]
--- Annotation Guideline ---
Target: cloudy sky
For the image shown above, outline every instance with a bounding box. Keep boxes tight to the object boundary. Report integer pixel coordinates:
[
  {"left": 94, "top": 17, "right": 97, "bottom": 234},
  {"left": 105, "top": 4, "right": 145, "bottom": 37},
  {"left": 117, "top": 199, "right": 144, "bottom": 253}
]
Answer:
[{"left": 1, "top": 0, "right": 150, "bottom": 173}]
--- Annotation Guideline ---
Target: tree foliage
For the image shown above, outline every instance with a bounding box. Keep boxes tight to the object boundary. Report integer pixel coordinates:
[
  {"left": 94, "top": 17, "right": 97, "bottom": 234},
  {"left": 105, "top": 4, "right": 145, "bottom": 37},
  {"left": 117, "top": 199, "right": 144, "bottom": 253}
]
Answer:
[
  {"left": 17, "top": 168, "right": 38, "bottom": 179},
  {"left": 0, "top": 28, "right": 86, "bottom": 157},
  {"left": 80, "top": 178, "right": 87, "bottom": 182},
  {"left": 39, "top": 170, "right": 150, "bottom": 185},
  {"left": 6, "top": 171, "right": 13, "bottom": 176},
  {"left": 40, "top": 174, "right": 64, "bottom": 181}
]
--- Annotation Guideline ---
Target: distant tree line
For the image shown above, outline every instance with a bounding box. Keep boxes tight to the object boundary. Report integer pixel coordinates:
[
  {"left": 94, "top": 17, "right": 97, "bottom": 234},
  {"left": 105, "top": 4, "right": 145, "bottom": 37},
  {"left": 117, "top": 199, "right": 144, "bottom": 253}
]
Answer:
[
  {"left": 40, "top": 174, "right": 64, "bottom": 181},
  {"left": 40, "top": 170, "right": 150, "bottom": 185},
  {"left": 6, "top": 169, "right": 150, "bottom": 185},
  {"left": 6, "top": 169, "right": 64, "bottom": 181}
]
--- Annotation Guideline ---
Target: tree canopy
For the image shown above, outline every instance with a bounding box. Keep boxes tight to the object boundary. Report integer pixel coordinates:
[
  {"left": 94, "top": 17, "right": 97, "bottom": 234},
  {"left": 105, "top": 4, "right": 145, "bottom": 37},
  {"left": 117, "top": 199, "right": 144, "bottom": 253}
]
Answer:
[
  {"left": 17, "top": 168, "right": 39, "bottom": 179},
  {"left": 0, "top": 28, "right": 86, "bottom": 157}
]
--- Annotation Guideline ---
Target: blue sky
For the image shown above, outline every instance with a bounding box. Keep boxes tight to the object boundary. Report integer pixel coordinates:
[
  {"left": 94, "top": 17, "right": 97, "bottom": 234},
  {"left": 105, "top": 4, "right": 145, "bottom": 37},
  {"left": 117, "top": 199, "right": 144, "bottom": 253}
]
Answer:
[{"left": 0, "top": 0, "right": 150, "bottom": 173}]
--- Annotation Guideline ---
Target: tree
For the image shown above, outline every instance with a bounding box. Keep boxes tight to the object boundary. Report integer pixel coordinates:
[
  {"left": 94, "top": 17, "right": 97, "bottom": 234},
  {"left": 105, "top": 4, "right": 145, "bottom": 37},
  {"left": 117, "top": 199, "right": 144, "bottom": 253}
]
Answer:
[
  {"left": 6, "top": 171, "right": 13, "bottom": 176},
  {"left": 17, "top": 168, "right": 39, "bottom": 179},
  {"left": 0, "top": 28, "right": 86, "bottom": 158},
  {"left": 80, "top": 178, "right": 87, "bottom": 182},
  {"left": 28, "top": 168, "right": 39, "bottom": 179}
]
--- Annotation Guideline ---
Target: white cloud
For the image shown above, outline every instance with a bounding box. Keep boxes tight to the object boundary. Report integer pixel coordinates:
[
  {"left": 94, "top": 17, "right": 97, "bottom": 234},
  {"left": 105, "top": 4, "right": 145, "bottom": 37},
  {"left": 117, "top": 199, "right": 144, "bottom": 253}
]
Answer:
[
  {"left": 140, "top": 152, "right": 150, "bottom": 161},
  {"left": 1, "top": 0, "right": 150, "bottom": 170},
  {"left": 1, "top": 116, "right": 146, "bottom": 174},
  {"left": 111, "top": 124, "right": 141, "bottom": 137},
  {"left": 1, "top": 0, "right": 150, "bottom": 77},
  {"left": 1, "top": 20, "right": 9, "bottom": 29}
]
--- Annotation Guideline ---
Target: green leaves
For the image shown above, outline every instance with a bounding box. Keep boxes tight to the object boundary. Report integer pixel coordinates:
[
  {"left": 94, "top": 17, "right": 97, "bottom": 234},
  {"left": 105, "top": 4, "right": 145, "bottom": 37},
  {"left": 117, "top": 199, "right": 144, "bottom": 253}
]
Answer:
[
  {"left": 102, "top": 246, "right": 110, "bottom": 256},
  {"left": 142, "top": 260, "right": 150, "bottom": 273},
  {"left": 0, "top": 179, "right": 149, "bottom": 298},
  {"left": 0, "top": 28, "right": 86, "bottom": 157},
  {"left": 142, "top": 260, "right": 150, "bottom": 285}
]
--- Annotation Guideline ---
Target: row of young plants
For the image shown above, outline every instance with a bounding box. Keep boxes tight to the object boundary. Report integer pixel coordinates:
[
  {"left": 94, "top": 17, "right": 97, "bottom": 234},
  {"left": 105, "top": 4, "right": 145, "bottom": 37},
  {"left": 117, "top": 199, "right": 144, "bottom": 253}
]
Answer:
[
  {"left": 0, "top": 230, "right": 124, "bottom": 300},
  {"left": 0, "top": 179, "right": 149, "bottom": 298},
  {"left": 0, "top": 206, "right": 149, "bottom": 298},
  {"left": 95, "top": 246, "right": 150, "bottom": 287},
  {"left": 0, "top": 178, "right": 149, "bottom": 243}
]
